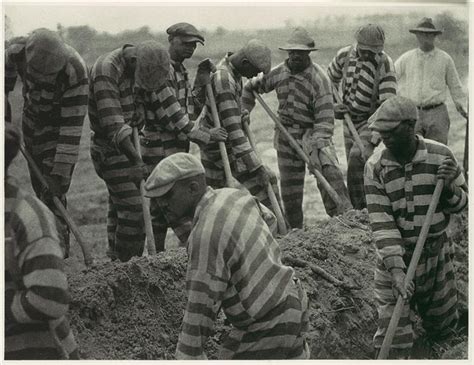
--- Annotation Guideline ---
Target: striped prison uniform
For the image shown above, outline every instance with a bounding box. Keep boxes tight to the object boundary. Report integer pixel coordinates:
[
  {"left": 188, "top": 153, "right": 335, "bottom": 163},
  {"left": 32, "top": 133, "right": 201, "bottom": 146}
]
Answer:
[
  {"left": 176, "top": 187, "right": 310, "bottom": 360},
  {"left": 328, "top": 45, "right": 397, "bottom": 209},
  {"left": 5, "top": 176, "right": 78, "bottom": 359},
  {"left": 242, "top": 60, "right": 352, "bottom": 227},
  {"left": 89, "top": 45, "right": 144, "bottom": 262},
  {"left": 138, "top": 78, "right": 211, "bottom": 251},
  {"left": 5, "top": 36, "right": 88, "bottom": 256},
  {"left": 364, "top": 136, "right": 467, "bottom": 356},
  {"left": 200, "top": 54, "right": 276, "bottom": 212}
]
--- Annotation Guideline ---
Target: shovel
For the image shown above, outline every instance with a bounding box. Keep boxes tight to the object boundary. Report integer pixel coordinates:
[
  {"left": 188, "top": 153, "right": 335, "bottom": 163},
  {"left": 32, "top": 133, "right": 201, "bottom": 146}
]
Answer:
[{"left": 377, "top": 179, "right": 444, "bottom": 359}]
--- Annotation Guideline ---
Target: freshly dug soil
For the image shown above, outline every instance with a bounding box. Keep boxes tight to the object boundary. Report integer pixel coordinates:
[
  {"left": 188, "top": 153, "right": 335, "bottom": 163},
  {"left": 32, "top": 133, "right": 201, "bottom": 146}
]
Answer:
[{"left": 67, "top": 210, "right": 468, "bottom": 360}]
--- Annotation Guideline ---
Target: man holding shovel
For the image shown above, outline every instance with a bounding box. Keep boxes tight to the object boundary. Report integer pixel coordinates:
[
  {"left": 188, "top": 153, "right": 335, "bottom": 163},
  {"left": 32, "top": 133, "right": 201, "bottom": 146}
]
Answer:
[
  {"left": 364, "top": 96, "right": 467, "bottom": 358},
  {"left": 243, "top": 27, "right": 352, "bottom": 227},
  {"left": 199, "top": 39, "right": 279, "bottom": 213},
  {"left": 328, "top": 23, "right": 397, "bottom": 210},
  {"left": 5, "top": 28, "right": 88, "bottom": 257},
  {"left": 89, "top": 41, "right": 170, "bottom": 262}
]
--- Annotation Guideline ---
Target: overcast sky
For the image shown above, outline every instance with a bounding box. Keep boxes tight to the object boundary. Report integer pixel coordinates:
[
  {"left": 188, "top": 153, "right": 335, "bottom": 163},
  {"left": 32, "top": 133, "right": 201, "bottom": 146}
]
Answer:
[{"left": 4, "top": 1, "right": 470, "bottom": 36}]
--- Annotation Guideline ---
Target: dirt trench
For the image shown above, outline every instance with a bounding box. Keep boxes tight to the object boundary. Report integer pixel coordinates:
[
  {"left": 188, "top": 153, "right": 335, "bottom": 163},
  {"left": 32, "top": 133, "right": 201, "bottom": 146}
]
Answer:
[{"left": 67, "top": 209, "right": 468, "bottom": 360}]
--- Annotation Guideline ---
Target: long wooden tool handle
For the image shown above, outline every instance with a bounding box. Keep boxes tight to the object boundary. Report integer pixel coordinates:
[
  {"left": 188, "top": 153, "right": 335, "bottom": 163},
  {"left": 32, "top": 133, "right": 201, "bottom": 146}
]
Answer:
[
  {"left": 331, "top": 84, "right": 367, "bottom": 160},
  {"left": 242, "top": 120, "right": 288, "bottom": 235},
  {"left": 19, "top": 145, "right": 94, "bottom": 267},
  {"left": 132, "top": 128, "right": 156, "bottom": 256},
  {"left": 378, "top": 179, "right": 444, "bottom": 359},
  {"left": 206, "top": 83, "right": 234, "bottom": 187},
  {"left": 253, "top": 91, "right": 344, "bottom": 209},
  {"left": 463, "top": 116, "right": 468, "bottom": 182}
]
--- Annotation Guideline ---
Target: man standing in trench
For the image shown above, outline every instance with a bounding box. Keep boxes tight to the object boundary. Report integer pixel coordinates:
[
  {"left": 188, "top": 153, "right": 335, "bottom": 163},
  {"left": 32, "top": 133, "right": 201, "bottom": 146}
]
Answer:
[
  {"left": 144, "top": 153, "right": 310, "bottom": 360},
  {"left": 364, "top": 96, "right": 467, "bottom": 358}
]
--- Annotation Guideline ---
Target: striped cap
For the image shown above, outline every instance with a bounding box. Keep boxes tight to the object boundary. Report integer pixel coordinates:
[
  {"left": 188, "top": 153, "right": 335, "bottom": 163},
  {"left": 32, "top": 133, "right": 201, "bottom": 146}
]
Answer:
[
  {"left": 135, "top": 41, "right": 170, "bottom": 91},
  {"left": 355, "top": 24, "right": 385, "bottom": 53},
  {"left": 242, "top": 39, "right": 272, "bottom": 74},
  {"left": 26, "top": 28, "right": 68, "bottom": 74}
]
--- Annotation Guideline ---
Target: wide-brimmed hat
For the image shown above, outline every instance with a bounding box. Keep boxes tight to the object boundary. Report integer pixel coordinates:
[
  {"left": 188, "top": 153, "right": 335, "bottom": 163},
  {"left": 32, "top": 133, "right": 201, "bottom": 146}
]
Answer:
[
  {"left": 279, "top": 27, "right": 318, "bottom": 52},
  {"left": 135, "top": 40, "right": 170, "bottom": 91},
  {"left": 26, "top": 28, "right": 68, "bottom": 75},
  {"left": 355, "top": 24, "right": 385, "bottom": 53},
  {"left": 409, "top": 17, "right": 443, "bottom": 35}
]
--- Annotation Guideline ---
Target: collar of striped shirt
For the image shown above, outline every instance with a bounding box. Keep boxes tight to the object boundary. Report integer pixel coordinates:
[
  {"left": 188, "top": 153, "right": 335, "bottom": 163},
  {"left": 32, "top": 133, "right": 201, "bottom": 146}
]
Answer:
[
  {"left": 171, "top": 59, "right": 187, "bottom": 73},
  {"left": 380, "top": 135, "right": 427, "bottom": 167}
]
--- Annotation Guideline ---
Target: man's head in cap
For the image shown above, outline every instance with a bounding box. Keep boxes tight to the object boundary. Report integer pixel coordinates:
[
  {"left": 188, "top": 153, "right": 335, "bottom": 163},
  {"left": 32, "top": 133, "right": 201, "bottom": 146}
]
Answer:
[
  {"left": 167, "top": 22, "right": 205, "bottom": 62},
  {"left": 144, "top": 153, "right": 207, "bottom": 223},
  {"left": 409, "top": 17, "right": 442, "bottom": 53},
  {"left": 355, "top": 24, "right": 385, "bottom": 61},
  {"left": 26, "top": 28, "right": 68, "bottom": 82},
  {"left": 135, "top": 41, "right": 170, "bottom": 91},
  {"left": 230, "top": 39, "right": 271, "bottom": 79},
  {"left": 279, "top": 27, "right": 317, "bottom": 74},
  {"left": 369, "top": 96, "right": 418, "bottom": 154}
]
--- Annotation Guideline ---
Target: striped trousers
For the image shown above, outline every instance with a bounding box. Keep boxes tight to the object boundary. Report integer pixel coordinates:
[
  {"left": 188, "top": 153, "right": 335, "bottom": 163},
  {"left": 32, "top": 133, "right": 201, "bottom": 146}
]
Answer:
[
  {"left": 200, "top": 149, "right": 277, "bottom": 214},
  {"left": 343, "top": 119, "right": 372, "bottom": 210},
  {"left": 22, "top": 114, "right": 72, "bottom": 257},
  {"left": 276, "top": 127, "right": 351, "bottom": 228},
  {"left": 141, "top": 129, "right": 192, "bottom": 251},
  {"left": 91, "top": 139, "right": 145, "bottom": 262},
  {"left": 373, "top": 234, "right": 458, "bottom": 358}
]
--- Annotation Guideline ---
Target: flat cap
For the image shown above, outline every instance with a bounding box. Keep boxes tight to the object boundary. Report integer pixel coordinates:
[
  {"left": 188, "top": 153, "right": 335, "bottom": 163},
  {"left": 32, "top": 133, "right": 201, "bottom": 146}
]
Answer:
[
  {"left": 368, "top": 96, "right": 418, "bottom": 132},
  {"left": 409, "top": 17, "right": 443, "bottom": 35},
  {"left": 242, "top": 39, "right": 272, "bottom": 74},
  {"left": 135, "top": 41, "right": 170, "bottom": 91},
  {"left": 279, "top": 27, "right": 318, "bottom": 51},
  {"left": 355, "top": 24, "right": 385, "bottom": 53},
  {"left": 144, "top": 152, "right": 205, "bottom": 198},
  {"left": 26, "top": 28, "right": 68, "bottom": 75},
  {"left": 166, "top": 22, "right": 205, "bottom": 45}
]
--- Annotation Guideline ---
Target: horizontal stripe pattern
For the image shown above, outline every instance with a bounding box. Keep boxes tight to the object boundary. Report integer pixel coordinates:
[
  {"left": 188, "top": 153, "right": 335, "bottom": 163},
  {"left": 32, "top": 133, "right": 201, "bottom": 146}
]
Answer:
[
  {"left": 327, "top": 45, "right": 397, "bottom": 118},
  {"left": 4, "top": 178, "right": 77, "bottom": 359},
  {"left": 176, "top": 187, "right": 306, "bottom": 359},
  {"left": 364, "top": 136, "right": 468, "bottom": 271},
  {"left": 242, "top": 60, "right": 335, "bottom": 141},
  {"left": 200, "top": 54, "right": 261, "bottom": 174},
  {"left": 88, "top": 46, "right": 134, "bottom": 149},
  {"left": 5, "top": 38, "right": 88, "bottom": 178}
]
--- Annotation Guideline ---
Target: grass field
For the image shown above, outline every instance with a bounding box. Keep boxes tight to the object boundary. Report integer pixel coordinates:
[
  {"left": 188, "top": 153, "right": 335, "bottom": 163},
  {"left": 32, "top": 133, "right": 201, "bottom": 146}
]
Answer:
[{"left": 7, "top": 28, "right": 469, "bottom": 268}]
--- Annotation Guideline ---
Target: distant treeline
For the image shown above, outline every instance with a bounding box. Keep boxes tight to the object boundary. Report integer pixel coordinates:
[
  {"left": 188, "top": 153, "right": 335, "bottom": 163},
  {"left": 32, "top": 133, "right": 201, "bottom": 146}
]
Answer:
[{"left": 6, "top": 10, "right": 468, "bottom": 74}]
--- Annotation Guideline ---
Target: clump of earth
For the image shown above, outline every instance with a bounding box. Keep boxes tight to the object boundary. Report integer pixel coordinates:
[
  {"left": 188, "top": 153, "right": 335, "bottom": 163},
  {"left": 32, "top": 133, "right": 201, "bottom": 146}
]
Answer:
[{"left": 67, "top": 209, "right": 468, "bottom": 360}]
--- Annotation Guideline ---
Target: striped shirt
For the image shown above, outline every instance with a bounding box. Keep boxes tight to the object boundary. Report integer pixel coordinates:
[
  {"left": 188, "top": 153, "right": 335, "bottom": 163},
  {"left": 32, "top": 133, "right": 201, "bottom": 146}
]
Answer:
[
  {"left": 88, "top": 45, "right": 135, "bottom": 151},
  {"left": 5, "top": 37, "right": 88, "bottom": 176},
  {"left": 139, "top": 82, "right": 211, "bottom": 145},
  {"left": 201, "top": 54, "right": 261, "bottom": 173},
  {"left": 4, "top": 177, "right": 78, "bottom": 359},
  {"left": 242, "top": 60, "right": 335, "bottom": 145},
  {"left": 176, "top": 187, "right": 306, "bottom": 359},
  {"left": 395, "top": 47, "right": 466, "bottom": 108},
  {"left": 327, "top": 45, "right": 397, "bottom": 122},
  {"left": 169, "top": 60, "right": 205, "bottom": 121},
  {"left": 364, "top": 136, "right": 467, "bottom": 271}
]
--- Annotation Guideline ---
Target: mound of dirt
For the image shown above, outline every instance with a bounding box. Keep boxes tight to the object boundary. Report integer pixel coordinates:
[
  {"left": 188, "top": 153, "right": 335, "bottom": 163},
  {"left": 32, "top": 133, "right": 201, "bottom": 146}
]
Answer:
[{"left": 68, "top": 209, "right": 468, "bottom": 360}]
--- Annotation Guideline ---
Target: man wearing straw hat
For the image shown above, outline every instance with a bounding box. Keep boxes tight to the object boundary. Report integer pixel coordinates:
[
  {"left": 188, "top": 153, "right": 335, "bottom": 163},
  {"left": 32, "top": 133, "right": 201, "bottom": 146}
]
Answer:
[
  {"left": 4, "top": 28, "right": 89, "bottom": 257},
  {"left": 395, "top": 17, "right": 467, "bottom": 145},
  {"left": 199, "top": 39, "right": 279, "bottom": 212},
  {"left": 89, "top": 41, "right": 170, "bottom": 262},
  {"left": 242, "top": 27, "right": 352, "bottom": 227},
  {"left": 144, "top": 152, "right": 310, "bottom": 360},
  {"left": 364, "top": 96, "right": 467, "bottom": 358},
  {"left": 327, "top": 24, "right": 397, "bottom": 210}
]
